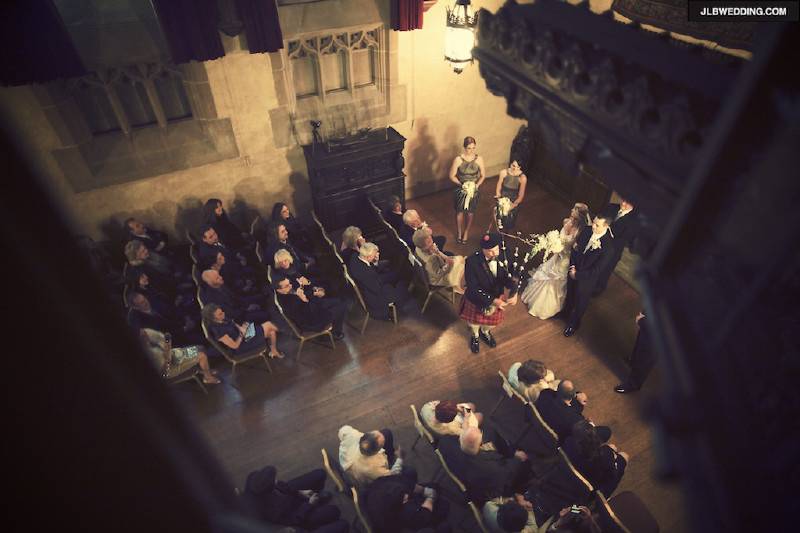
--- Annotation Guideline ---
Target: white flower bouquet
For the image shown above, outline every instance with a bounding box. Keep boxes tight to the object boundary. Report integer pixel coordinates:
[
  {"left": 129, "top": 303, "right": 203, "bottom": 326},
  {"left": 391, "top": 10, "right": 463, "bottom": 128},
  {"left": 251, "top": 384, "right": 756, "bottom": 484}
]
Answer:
[
  {"left": 497, "top": 197, "right": 513, "bottom": 217},
  {"left": 461, "top": 181, "right": 476, "bottom": 209}
]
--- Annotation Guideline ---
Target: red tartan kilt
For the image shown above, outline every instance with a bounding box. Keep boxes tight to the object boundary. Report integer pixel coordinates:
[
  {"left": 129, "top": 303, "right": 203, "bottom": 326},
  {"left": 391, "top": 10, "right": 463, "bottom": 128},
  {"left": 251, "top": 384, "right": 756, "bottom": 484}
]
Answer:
[{"left": 459, "top": 297, "right": 504, "bottom": 326}]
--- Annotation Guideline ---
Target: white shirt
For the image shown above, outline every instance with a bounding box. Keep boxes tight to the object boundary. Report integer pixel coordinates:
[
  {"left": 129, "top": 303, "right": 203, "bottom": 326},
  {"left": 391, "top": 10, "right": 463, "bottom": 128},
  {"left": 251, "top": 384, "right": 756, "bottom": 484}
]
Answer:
[
  {"left": 488, "top": 259, "right": 498, "bottom": 277},
  {"left": 420, "top": 401, "right": 479, "bottom": 437},
  {"left": 616, "top": 207, "right": 632, "bottom": 220},
  {"left": 583, "top": 228, "right": 608, "bottom": 254},
  {"left": 337, "top": 425, "right": 399, "bottom": 487}
]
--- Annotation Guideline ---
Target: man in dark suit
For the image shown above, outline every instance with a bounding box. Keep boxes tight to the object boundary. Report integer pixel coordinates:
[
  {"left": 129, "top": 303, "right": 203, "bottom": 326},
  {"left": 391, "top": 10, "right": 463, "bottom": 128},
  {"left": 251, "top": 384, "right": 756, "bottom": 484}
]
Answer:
[
  {"left": 460, "top": 233, "right": 518, "bottom": 354},
  {"left": 197, "top": 224, "right": 251, "bottom": 283},
  {"left": 615, "top": 312, "right": 657, "bottom": 393},
  {"left": 535, "top": 380, "right": 611, "bottom": 444},
  {"left": 273, "top": 274, "right": 348, "bottom": 340},
  {"left": 200, "top": 269, "right": 272, "bottom": 325},
  {"left": 264, "top": 221, "right": 315, "bottom": 274},
  {"left": 127, "top": 290, "right": 201, "bottom": 345},
  {"left": 437, "top": 428, "right": 530, "bottom": 506},
  {"left": 594, "top": 199, "right": 640, "bottom": 294},
  {"left": 348, "top": 242, "right": 408, "bottom": 320},
  {"left": 562, "top": 215, "right": 614, "bottom": 337},
  {"left": 125, "top": 218, "right": 168, "bottom": 253}
]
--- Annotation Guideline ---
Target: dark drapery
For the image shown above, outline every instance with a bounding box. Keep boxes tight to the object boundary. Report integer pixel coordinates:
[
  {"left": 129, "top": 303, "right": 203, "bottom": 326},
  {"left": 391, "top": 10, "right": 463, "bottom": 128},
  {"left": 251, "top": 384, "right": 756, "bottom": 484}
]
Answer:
[
  {"left": 235, "top": 0, "right": 284, "bottom": 53},
  {"left": 391, "top": 0, "right": 425, "bottom": 31},
  {"left": 0, "top": 0, "right": 86, "bottom": 86},
  {"left": 152, "top": 0, "right": 225, "bottom": 64}
]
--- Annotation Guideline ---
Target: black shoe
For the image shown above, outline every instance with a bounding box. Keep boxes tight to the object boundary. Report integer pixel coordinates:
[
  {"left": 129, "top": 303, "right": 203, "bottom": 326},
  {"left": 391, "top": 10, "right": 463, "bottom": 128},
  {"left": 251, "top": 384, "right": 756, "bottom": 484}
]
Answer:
[
  {"left": 312, "top": 490, "right": 332, "bottom": 506},
  {"left": 563, "top": 326, "right": 577, "bottom": 337},
  {"left": 479, "top": 330, "right": 497, "bottom": 348},
  {"left": 333, "top": 331, "right": 344, "bottom": 340},
  {"left": 614, "top": 383, "right": 640, "bottom": 394},
  {"left": 470, "top": 336, "right": 480, "bottom": 353}
]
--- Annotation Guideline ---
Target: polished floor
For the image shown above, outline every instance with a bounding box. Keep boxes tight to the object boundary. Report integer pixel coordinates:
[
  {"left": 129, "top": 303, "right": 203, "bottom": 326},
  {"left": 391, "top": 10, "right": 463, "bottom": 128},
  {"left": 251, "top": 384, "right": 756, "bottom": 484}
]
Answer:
[{"left": 185, "top": 179, "right": 687, "bottom": 532}]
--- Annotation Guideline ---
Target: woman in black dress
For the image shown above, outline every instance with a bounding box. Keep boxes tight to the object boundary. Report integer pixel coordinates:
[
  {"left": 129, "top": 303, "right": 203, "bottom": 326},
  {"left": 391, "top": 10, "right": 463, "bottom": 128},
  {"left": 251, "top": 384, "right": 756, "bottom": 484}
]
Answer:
[
  {"left": 448, "top": 136, "right": 486, "bottom": 244},
  {"left": 202, "top": 198, "right": 250, "bottom": 251},
  {"left": 271, "top": 202, "right": 313, "bottom": 254},
  {"left": 202, "top": 303, "right": 283, "bottom": 359}
]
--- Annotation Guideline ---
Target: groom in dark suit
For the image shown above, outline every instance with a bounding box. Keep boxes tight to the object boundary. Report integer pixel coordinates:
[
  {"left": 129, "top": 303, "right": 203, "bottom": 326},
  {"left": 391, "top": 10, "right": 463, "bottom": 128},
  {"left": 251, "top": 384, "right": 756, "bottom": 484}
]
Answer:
[
  {"left": 594, "top": 199, "right": 640, "bottom": 294},
  {"left": 563, "top": 215, "right": 614, "bottom": 337}
]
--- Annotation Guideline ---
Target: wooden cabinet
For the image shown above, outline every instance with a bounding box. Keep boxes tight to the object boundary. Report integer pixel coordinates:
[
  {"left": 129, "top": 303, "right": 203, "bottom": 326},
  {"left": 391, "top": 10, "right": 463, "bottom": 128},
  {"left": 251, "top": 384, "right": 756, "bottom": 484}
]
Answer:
[{"left": 303, "top": 127, "right": 406, "bottom": 230}]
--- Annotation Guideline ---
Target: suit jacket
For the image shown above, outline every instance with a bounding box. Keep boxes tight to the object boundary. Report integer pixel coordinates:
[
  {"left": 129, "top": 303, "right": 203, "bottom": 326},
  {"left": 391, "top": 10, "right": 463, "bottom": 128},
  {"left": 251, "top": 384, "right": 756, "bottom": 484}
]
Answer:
[
  {"left": 348, "top": 255, "right": 393, "bottom": 314},
  {"left": 569, "top": 230, "right": 614, "bottom": 294},
  {"left": 438, "top": 436, "right": 522, "bottom": 504},
  {"left": 128, "top": 229, "right": 167, "bottom": 251},
  {"left": 198, "top": 240, "right": 234, "bottom": 267},
  {"left": 534, "top": 389, "right": 585, "bottom": 442},
  {"left": 201, "top": 285, "right": 245, "bottom": 322},
  {"left": 603, "top": 204, "right": 640, "bottom": 254},
  {"left": 464, "top": 251, "right": 515, "bottom": 309},
  {"left": 276, "top": 292, "right": 331, "bottom": 332},
  {"left": 398, "top": 224, "right": 416, "bottom": 250}
]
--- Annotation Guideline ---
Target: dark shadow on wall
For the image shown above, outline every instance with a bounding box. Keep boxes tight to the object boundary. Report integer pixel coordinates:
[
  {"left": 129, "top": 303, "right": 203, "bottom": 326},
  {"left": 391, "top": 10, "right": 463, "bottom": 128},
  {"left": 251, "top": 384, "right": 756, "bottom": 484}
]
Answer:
[
  {"left": 406, "top": 118, "right": 438, "bottom": 199},
  {"left": 174, "top": 197, "right": 205, "bottom": 242},
  {"left": 288, "top": 171, "right": 312, "bottom": 218}
]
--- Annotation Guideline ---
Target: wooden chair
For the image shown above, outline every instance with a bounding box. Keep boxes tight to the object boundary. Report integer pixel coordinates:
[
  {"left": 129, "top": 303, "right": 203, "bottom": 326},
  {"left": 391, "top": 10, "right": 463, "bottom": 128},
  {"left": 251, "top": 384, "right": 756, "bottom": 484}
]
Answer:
[
  {"left": 312, "top": 210, "right": 345, "bottom": 265},
  {"left": 412, "top": 256, "right": 457, "bottom": 314},
  {"left": 189, "top": 244, "right": 199, "bottom": 265},
  {"left": 200, "top": 319, "right": 272, "bottom": 377},
  {"left": 489, "top": 370, "right": 529, "bottom": 417},
  {"left": 351, "top": 486, "right": 373, "bottom": 533},
  {"left": 468, "top": 501, "right": 490, "bottom": 533},
  {"left": 320, "top": 448, "right": 345, "bottom": 493},
  {"left": 410, "top": 404, "right": 436, "bottom": 450},
  {"left": 525, "top": 400, "right": 559, "bottom": 452},
  {"left": 343, "top": 265, "right": 397, "bottom": 334},
  {"left": 166, "top": 366, "right": 208, "bottom": 395},
  {"left": 596, "top": 491, "right": 660, "bottom": 533},
  {"left": 433, "top": 448, "right": 468, "bottom": 499},
  {"left": 271, "top": 288, "right": 335, "bottom": 360}
]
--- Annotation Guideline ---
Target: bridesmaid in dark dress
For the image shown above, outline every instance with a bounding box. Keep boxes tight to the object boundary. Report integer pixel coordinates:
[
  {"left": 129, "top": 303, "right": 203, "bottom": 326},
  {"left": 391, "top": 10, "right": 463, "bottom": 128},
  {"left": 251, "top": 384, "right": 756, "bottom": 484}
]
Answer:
[
  {"left": 449, "top": 136, "right": 485, "bottom": 244},
  {"left": 493, "top": 159, "right": 527, "bottom": 231}
]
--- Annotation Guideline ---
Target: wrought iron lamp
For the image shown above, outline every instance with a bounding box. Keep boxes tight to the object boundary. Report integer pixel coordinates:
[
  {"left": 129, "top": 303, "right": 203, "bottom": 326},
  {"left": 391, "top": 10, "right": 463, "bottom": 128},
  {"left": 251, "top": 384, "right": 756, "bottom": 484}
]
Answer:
[{"left": 445, "top": 0, "right": 478, "bottom": 74}]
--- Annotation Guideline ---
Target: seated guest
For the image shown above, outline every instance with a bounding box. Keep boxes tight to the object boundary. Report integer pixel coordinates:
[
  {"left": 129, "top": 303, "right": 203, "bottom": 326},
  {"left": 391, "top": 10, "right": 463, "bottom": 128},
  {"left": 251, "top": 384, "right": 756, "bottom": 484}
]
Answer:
[
  {"left": 563, "top": 421, "right": 628, "bottom": 496},
  {"left": 204, "top": 250, "right": 256, "bottom": 295},
  {"left": 340, "top": 225, "right": 365, "bottom": 266},
  {"left": 125, "top": 218, "right": 168, "bottom": 252},
  {"left": 535, "top": 380, "right": 611, "bottom": 444},
  {"left": 348, "top": 242, "right": 408, "bottom": 320},
  {"left": 265, "top": 221, "right": 315, "bottom": 273},
  {"left": 419, "top": 400, "right": 481, "bottom": 437},
  {"left": 271, "top": 202, "right": 313, "bottom": 254},
  {"left": 413, "top": 228, "right": 465, "bottom": 291},
  {"left": 202, "top": 303, "right": 283, "bottom": 359},
  {"left": 197, "top": 225, "right": 249, "bottom": 280},
  {"left": 536, "top": 505, "right": 601, "bottom": 533},
  {"left": 483, "top": 496, "right": 538, "bottom": 533},
  {"left": 438, "top": 428, "right": 530, "bottom": 505},
  {"left": 274, "top": 249, "right": 313, "bottom": 288},
  {"left": 366, "top": 473, "right": 451, "bottom": 533},
  {"left": 338, "top": 425, "right": 405, "bottom": 488},
  {"left": 201, "top": 198, "right": 250, "bottom": 252},
  {"left": 240, "top": 465, "right": 347, "bottom": 533},
  {"left": 127, "top": 291, "right": 200, "bottom": 345},
  {"left": 125, "top": 240, "right": 183, "bottom": 290},
  {"left": 127, "top": 267, "right": 194, "bottom": 310},
  {"left": 383, "top": 195, "right": 405, "bottom": 233},
  {"left": 508, "top": 359, "right": 559, "bottom": 402},
  {"left": 274, "top": 274, "right": 347, "bottom": 340},
  {"left": 138, "top": 328, "right": 219, "bottom": 384},
  {"left": 400, "top": 209, "right": 447, "bottom": 253},
  {"left": 200, "top": 269, "right": 271, "bottom": 325}
]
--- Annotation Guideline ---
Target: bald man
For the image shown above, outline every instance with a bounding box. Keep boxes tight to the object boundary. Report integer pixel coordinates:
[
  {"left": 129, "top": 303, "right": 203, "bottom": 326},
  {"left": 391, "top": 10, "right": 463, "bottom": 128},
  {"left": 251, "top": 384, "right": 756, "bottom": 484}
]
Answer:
[
  {"left": 200, "top": 269, "right": 271, "bottom": 325},
  {"left": 535, "top": 380, "right": 611, "bottom": 444}
]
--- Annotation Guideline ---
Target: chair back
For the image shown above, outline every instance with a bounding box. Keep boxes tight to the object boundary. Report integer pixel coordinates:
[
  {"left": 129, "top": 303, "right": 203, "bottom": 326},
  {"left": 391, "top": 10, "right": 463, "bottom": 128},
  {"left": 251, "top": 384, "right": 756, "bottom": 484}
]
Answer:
[
  {"left": 532, "top": 447, "right": 596, "bottom": 517},
  {"left": 368, "top": 196, "right": 422, "bottom": 269},
  {"left": 266, "top": 264, "right": 273, "bottom": 284},
  {"left": 595, "top": 491, "right": 632, "bottom": 533},
  {"left": 189, "top": 245, "right": 199, "bottom": 265},
  {"left": 255, "top": 240, "right": 265, "bottom": 265},
  {"left": 410, "top": 405, "right": 436, "bottom": 447},
  {"left": 185, "top": 229, "right": 197, "bottom": 245},
  {"left": 311, "top": 210, "right": 345, "bottom": 264},
  {"left": 320, "top": 448, "right": 345, "bottom": 493},
  {"left": 434, "top": 449, "right": 467, "bottom": 495},
  {"left": 271, "top": 288, "right": 303, "bottom": 338},
  {"left": 249, "top": 216, "right": 261, "bottom": 237},
  {"left": 344, "top": 266, "right": 368, "bottom": 313},
  {"left": 200, "top": 319, "right": 236, "bottom": 365},
  {"left": 499, "top": 370, "right": 529, "bottom": 405},
  {"left": 598, "top": 491, "right": 660, "bottom": 533},
  {"left": 122, "top": 285, "right": 130, "bottom": 308},
  {"left": 191, "top": 264, "right": 201, "bottom": 287},
  {"left": 528, "top": 401, "right": 559, "bottom": 450},
  {"left": 351, "top": 487, "right": 373, "bottom": 533},
  {"left": 468, "top": 501, "right": 490, "bottom": 533}
]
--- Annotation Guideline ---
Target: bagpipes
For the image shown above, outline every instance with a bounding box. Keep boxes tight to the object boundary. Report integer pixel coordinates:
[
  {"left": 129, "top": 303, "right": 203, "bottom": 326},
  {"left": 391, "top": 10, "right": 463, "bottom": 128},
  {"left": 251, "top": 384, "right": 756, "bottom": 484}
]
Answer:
[{"left": 483, "top": 204, "right": 536, "bottom": 315}]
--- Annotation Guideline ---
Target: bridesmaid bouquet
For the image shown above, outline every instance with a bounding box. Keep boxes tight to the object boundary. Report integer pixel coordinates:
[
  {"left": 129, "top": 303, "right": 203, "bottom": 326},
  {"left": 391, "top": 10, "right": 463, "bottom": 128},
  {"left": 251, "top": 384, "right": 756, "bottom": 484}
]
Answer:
[
  {"left": 461, "top": 181, "right": 477, "bottom": 208},
  {"left": 497, "top": 197, "right": 513, "bottom": 217}
]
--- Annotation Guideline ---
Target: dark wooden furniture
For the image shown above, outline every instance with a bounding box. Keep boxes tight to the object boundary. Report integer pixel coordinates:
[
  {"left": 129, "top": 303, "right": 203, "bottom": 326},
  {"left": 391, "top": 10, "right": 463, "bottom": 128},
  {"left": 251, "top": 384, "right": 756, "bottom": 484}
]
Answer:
[{"left": 303, "top": 127, "right": 406, "bottom": 231}]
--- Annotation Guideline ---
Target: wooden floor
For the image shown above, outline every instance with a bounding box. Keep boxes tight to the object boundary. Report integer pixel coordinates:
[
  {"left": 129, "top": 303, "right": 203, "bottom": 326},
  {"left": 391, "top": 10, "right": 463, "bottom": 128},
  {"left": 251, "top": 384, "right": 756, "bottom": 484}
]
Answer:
[{"left": 186, "top": 179, "right": 687, "bottom": 532}]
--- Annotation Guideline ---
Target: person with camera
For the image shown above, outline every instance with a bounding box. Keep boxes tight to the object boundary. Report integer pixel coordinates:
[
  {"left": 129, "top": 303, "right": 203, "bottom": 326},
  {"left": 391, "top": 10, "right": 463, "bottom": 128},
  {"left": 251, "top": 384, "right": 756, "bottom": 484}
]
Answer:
[{"left": 419, "top": 400, "right": 482, "bottom": 437}]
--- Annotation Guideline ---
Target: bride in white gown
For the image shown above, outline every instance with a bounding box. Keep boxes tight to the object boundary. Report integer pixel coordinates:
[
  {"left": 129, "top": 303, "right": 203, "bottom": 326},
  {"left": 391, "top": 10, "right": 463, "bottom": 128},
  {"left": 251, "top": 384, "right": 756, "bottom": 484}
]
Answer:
[{"left": 521, "top": 203, "right": 590, "bottom": 319}]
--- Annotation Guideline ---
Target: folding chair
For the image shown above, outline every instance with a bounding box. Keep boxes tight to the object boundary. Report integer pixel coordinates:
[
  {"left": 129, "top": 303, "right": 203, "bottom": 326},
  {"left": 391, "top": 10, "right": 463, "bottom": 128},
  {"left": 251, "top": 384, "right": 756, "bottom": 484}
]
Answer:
[
  {"left": 596, "top": 490, "right": 660, "bottom": 533},
  {"left": 468, "top": 501, "right": 490, "bottom": 533},
  {"left": 185, "top": 229, "right": 197, "bottom": 245},
  {"left": 166, "top": 366, "right": 208, "bottom": 395},
  {"left": 312, "top": 210, "right": 345, "bottom": 265},
  {"left": 410, "top": 404, "right": 436, "bottom": 450},
  {"left": 412, "top": 257, "right": 457, "bottom": 314},
  {"left": 201, "top": 319, "right": 272, "bottom": 377},
  {"left": 189, "top": 244, "right": 199, "bottom": 265},
  {"left": 344, "top": 266, "right": 397, "bottom": 334},
  {"left": 271, "top": 289, "right": 335, "bottom": 360},
  {"left": 351, "top": 486, "right": 373, "bottom": 533},
  {"left": 320, "top": 448, "right": 345, "bottom": 493},
  {"left": 433, "top": 449, "right": 468, "bottom": 499}
]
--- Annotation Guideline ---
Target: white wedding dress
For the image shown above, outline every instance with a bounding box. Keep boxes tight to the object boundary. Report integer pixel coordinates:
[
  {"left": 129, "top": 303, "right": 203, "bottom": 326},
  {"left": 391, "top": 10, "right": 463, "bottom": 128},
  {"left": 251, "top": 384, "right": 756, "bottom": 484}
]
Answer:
[{"left": 520, "top": 223, "right": 578, "bottom": 319}]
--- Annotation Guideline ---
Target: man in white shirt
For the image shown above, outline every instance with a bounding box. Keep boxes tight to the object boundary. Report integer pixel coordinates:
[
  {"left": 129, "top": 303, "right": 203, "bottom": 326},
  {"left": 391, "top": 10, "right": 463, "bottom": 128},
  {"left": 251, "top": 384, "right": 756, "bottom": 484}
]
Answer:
[{"left": 338, "top": 425, "right": 405, "bottom": 488}]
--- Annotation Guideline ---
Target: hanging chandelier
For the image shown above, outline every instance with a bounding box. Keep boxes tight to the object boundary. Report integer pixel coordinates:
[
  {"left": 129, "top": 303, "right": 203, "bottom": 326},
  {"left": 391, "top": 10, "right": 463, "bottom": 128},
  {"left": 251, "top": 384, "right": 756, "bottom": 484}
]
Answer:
[{"left": 445, "top": 0, "right": 479, "bottom": 74}]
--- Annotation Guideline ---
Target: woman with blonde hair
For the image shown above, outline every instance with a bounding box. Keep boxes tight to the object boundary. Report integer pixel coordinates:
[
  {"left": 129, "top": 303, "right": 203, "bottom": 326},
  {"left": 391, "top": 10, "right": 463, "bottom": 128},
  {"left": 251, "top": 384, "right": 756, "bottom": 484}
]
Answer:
[
  {"left": 412, "top": 227, "right": 465, "bottom": 292},
  {"left": 520, "top": 203, "right": 590, "bottom": 319}
]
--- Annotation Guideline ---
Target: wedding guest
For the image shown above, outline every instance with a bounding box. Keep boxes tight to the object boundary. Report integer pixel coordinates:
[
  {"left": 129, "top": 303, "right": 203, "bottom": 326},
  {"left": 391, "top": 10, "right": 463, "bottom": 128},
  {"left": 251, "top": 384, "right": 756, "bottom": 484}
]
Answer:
[
  {"left": 615, "top": 312, "right": 656, "bottom": 393},
  {"left": 483, "top": 496, "right": 538, "bottom": 533},
  {"left": 383, "top": 195, "right": 405, "bottom": 233},
  {"left": 338, "top": 425, "right": 406, "bottom": 488},
  {"left": 595, "top": 199, "right": 640, "bottom": 294},
  {"left": 535, "top": 380, "right": 611, "bottom": 444},
  {"left": 366, "top": 474, "right": 452, "bottom": 533},
  {"left": 537, "top": 505, "right": 602, "bottom": 533},
  {"left": 413, "top": 228, "right": 464, "bottom": 292},
  {"left": 127, "top": 290, "right": 200, "bottom": 345},
  {"left": 265, "top": 221, "right": 315, "bottom": 274},
  {"left": 563, "top": 420, "right": 628, "bottom": 496},
  {"left": 273, "top": 274, "right": 347, "bottom": 340},
  {"left": 340, "top": 225, "right": 365, "bottom": 266},
  {"left": 138, "top": 328, "right": 219, "bottom": 384},
  {"left": 240, "top": 464, "right": 347, "bottom": 533},
  {"left": 125, "top": 239, "right": 182, "bottom": 290},
  {"left": 274, "top": 248, "right": 313, "bottom": 289},
  {"left": 348, "top": 242, "right": 408, "bottom": 320},
  {"left": 125, "top": 218, "right": 168, "bottom": 252},
  {"left": 127, "top": 267, "right": 194, "bottom": 310},
  {"left": 400, "top": 209, "right": 447, "bottom": 253},
  {"left": 507, "top": 359, "right": 559, "bottom": 402},
  {"left": 492, "top": 160, "right": 527, "bottom": 231},
  {"left": 200, "top": 269, "right": 271, "bottom": 325},
  {"left": 562, "top": 215, "right": 614, "bottom": 337},
  {"left": 205, "top": 250, "right": 256, "bottom": 295},
  {"left": 202, "top": 303, "right": 283, "bottom": 359},
  {"left": 449, "top": 136, "right": 486, "bottom": 244},
  {"left": 197, "top": 225, "right": 249, "bottom": 281},
  {"left": 419, "top": 400, "right": 481, "bottom": 437},
  {"left": 519, "top": 203, "right": 589, "bottom": 320},
  {"left": 271, "top": 202, "right": 313, "bottom": 254},
  {"left": 201, "top": 198, "right": 250, "bottom": 252}
]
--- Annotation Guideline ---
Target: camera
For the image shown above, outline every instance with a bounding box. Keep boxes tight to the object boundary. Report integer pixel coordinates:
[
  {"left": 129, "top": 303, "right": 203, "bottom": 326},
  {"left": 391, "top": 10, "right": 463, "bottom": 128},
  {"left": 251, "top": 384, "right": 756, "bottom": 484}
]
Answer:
[{"left": 310, "top": 120, "right": 321, "bottom": 128}]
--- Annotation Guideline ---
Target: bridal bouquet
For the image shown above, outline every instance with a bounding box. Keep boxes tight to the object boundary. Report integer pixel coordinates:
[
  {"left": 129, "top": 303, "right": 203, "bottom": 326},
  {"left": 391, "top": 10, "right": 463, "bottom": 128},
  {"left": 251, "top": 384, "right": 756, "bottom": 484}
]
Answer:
[
  {"left": 497, "top": 197, "right": 513, "bottom": 217},
  {"left": 461, "top": 181, "right": 476, "bottom": 209}
]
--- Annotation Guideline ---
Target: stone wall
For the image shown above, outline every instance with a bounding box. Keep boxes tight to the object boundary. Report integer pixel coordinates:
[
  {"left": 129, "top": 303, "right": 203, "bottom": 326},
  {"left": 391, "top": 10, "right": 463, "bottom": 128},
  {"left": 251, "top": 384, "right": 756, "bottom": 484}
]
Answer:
[{"left": 0, "top": 0, "right": 523, "bottom": 243}]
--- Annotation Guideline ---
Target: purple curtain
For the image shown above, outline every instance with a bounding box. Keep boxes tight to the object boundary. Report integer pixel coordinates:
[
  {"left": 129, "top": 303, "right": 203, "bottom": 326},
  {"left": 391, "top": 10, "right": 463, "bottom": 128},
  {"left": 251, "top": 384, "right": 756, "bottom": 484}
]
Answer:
[
  {"left": 391, "top": 0, "right": 425, "bottom": 31},
  {"left": 0, "top": 1, "right": 86, "bottom": 86},
  {"left": 152, "top": 0, "right": 225, "bottom": 64},
  {"left": 235, "top": 0, "right": 284, "bottom": 54}
]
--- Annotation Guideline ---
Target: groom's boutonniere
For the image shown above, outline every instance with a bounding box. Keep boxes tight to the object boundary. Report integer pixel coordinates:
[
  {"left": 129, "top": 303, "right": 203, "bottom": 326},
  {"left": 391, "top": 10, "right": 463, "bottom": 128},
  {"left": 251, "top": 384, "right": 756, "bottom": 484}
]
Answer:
[{"left": 588, "top": 238, "right": 602, "bottom": 251}]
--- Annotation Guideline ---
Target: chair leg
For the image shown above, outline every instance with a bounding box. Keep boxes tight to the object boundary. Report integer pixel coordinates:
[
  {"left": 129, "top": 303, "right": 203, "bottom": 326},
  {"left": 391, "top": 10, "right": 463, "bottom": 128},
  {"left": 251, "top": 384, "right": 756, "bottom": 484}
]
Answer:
[
  {"left": 411, "top": 434, "right": 421, "bottom": 450},
  {"left": 327, "top": 331, "right": 335, "bottom": 349},
  {"left": 192, "top": 374, "right": 208, "bottom": 395},
  {"left": 360, "top": 313, "right": 369, "bottom": 335},
  {"left": 420, "top": 292, "right": 433, "bottom": 314},
  {"left": 451, "top": 287, "right": 456, "bottom": 304},
  {"left": 232, "top": 362, "right": 237, "bottom": 378},
  {"left": 489, "top": 394, "right": 506, "bottom": 418},
  {"left": 513, "top": 425, "right": 533, "bottom": 448},
  {"left": 261, "top": 353, "right": 273, "bottom": 373},
  {"left": 390, "top": 305, "right": 397, "bottom": 325},
  {"left": 297, "top": 338, "right": 305, "bottom": 361}
]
